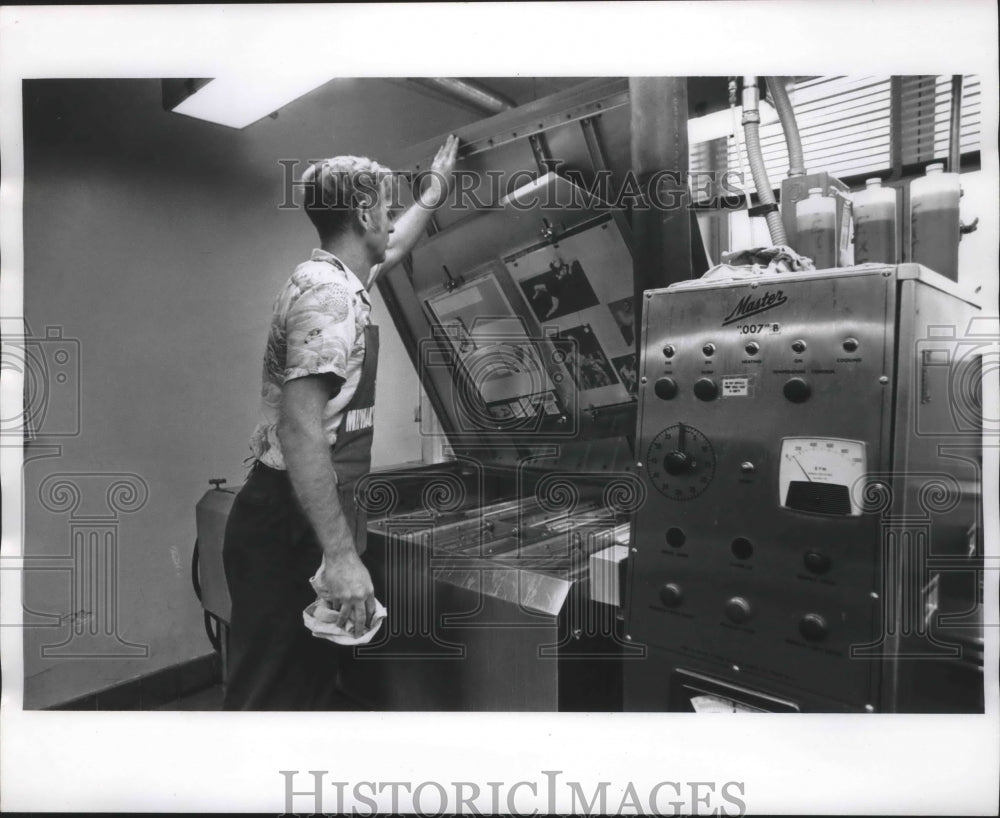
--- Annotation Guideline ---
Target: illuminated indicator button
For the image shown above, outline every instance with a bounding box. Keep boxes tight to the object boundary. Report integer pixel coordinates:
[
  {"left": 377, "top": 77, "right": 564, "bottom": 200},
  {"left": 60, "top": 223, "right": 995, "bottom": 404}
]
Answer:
[
  {"left": 804, "top": 551, "right": 832, "bottom": 574},
  {"left": 659, "top": 583, "right": 684, "bottom": 608},
  {"left": 731, "top": 537, "right": 753, "bottom": 559},
  {"left": 724, "top": 596, "right": 752, "bottom": 624},
  {"left": 791, "top": 339, "right": 807, "bottom": 354},
  {"left": 702, "top": 342, "right": 716, "bottom": 357},
  {"left": 663, "top": 344, "right": 676, "bottom": 358},
  {"left": 842, "top": 337, "right": 860, "bottom": 352},
  {"left": 739, "top": 461, "right": 755, "bottom": 474},
  {"left": 799, "top": 613, "right": 828, "bottom": 642},
  {"left": 744, "top": 341, "right": 760, "bottom": 355},
  {"left": 783, "top": 377, "right": 811, "bottom": 403},
  {"left": 654, "top": 377, "right": 679, "bottom": 400},
  {"left": 693, "top": 378, "right": 719, "bottom": 401},
  {"left": 665, "top": 527, "right": 686, "bottom": 547}
]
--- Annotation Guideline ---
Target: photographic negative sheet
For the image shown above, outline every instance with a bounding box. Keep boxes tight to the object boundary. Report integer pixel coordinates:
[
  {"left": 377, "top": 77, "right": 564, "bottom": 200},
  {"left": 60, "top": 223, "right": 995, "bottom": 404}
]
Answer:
[
  {"left": 607, "top": 296, "right": 636, "bottom": 347},
  {"left": 557, "top": 324, "right": 618, "bottom": 391},
  {"left": 517, "top": 257, "right": 600, "bottom": 322},
  {"left": 611, "top": 353, "right": 638, "bottom": 395}
]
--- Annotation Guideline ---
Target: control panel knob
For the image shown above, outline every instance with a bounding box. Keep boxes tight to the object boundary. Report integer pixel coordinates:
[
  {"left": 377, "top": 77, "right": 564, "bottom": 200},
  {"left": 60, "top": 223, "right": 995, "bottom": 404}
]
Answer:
[
  {"left": 654, "top": 377, "right": 679, "bottom": 400},
  {"left": 693, "top": 377, "right": 718, "bottom": 401},
  {"left": 744, "top": 341, "right": 760, "bottom": 355},
  {"left": 842, "top": 337, "right": 859, "bottom": 352},
  {"left": 783, "top": 377, "right": 811, "bottom": 403},
  {"left": 659, "top": 583, "right": 684, "bottom": 608},
  {"left": 799, "top": 613, "right": 828, "bottom": 642},
  {"left": 730, "top": 537, "right": 754, "bottom": 559},
  {"left": 791, "top": 339, "right": 807, "bottom": 354},
  {"left": 663, "top": 344, "right": 676, "bottom": 358},
  {"left": 702, "top": 342, "right": 716, "bottom": 357},
  {"left": 804, "top": 551, "right": 831, "bottom": 574},
  {"left": 724, "top": 596, "right": 752, "bottom": 624},
  {"left": 663, "top": 450, "right": 695, "bottom": 475}
]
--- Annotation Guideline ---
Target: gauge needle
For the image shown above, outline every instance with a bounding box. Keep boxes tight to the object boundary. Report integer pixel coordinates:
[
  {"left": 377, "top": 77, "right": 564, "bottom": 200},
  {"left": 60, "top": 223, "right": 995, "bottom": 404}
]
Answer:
[{"left": 793, "top": 455, "right": 813, "bottom": 482}]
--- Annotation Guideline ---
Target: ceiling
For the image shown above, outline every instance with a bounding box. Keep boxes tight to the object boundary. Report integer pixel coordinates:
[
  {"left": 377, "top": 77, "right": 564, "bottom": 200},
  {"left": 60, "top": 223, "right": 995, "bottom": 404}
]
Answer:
[{"left": 23, "top": 75, "right": 738, "bottom": 208}]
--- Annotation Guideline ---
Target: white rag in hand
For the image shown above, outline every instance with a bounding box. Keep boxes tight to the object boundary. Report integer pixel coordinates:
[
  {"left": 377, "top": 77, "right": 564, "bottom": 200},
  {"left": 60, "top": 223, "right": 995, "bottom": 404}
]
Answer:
[{"left": 303, "top": 573, "right": 387, "bottom": 645}]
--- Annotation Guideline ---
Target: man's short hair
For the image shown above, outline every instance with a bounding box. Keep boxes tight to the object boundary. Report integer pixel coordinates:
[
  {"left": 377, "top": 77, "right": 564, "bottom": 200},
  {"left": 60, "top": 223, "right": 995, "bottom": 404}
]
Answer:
[{"left": 301, "top": 155, "right": 394, "bottom": 239}]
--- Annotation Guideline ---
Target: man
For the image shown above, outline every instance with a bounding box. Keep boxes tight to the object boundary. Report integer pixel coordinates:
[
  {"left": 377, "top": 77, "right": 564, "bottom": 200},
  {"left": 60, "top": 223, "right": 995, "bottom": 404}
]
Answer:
[{"left": 223, "top": 136, "right": 459, "bottom": 710}]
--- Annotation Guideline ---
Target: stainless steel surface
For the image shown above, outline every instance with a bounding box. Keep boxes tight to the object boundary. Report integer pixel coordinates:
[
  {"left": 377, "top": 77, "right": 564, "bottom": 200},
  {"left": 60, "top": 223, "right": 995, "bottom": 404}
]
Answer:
[
  {"left": 625, "top": 264, "right": 982, "bottom": 712},
  {"left": 338, "top": 462, "right": 633, "bottom": 710}
]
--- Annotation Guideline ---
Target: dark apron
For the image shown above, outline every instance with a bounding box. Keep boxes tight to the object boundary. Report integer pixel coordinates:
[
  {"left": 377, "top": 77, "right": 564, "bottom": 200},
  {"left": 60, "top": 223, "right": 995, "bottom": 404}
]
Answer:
[
  {"left": 222, "top": 325, "right": 379, "bottom": 711},
  {"left": 330, "top": 324, "right": 379, "bottom": 556}
]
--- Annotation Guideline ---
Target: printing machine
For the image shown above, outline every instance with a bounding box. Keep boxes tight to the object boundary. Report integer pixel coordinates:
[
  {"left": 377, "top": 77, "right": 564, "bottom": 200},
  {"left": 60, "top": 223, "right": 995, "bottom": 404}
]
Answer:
[
  {"left": 197, "top": 79, "right": 689, "bottom": 709},
  {"left": 195, "top": 77, "right": 985, "bottom": 712}
]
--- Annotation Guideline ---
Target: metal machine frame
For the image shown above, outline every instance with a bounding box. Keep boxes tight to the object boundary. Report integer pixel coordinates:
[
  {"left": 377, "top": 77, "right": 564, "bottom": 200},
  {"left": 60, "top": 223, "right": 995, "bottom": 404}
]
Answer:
[{"left": 625, "top": 263, "right": 983, "bottom": 713}]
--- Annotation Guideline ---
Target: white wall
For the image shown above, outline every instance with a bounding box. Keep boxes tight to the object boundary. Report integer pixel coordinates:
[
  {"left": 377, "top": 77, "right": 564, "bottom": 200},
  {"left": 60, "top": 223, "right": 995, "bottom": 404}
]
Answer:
[{"left": 21, "top": 78, "right": 475, "bottom": 708}]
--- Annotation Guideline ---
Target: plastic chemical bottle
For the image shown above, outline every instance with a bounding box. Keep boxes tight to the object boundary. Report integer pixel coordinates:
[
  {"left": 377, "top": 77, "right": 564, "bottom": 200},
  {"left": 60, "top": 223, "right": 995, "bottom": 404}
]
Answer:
[
  {"left": 796, "top": 187, "right": 837, "bottom": 269},
  {"left": 853, "top": 178, "right": 898, "bottom": 264},
  {"left": 909, "top": 162, "right": 961, "bottom": 281}
]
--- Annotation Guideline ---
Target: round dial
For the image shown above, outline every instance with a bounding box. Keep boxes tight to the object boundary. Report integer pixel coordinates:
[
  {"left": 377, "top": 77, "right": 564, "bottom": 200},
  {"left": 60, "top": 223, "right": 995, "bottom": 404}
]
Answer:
[{"left": 646, "top": 423, "right": 716, "bottom": 500}]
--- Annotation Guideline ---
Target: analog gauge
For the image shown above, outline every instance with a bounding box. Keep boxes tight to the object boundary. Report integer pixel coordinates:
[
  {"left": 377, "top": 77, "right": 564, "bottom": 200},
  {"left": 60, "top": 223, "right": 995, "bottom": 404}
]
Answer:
[
  {"left": 779, "top": 437, "right": 867, "bottom": 516},
  {"left": 646, "top": 423, "right": 716, "bottom": 500}
]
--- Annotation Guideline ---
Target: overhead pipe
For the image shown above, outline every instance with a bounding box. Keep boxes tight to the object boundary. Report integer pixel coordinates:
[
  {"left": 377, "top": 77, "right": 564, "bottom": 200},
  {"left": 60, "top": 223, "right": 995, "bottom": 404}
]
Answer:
[
  {"left": 410, "top": 77, "right": 515, "bottom": 115},
  {"left": 947, "top": 75, "right": 979, "bottom": 239},
  {"left": 948, "top": 75, "right": 963, "bottom": 173},
  {"left": 741, "top": 76, "right": 788, "bottom": 246},
  {"left": 765, "top": 77, "right": 806, "bottom": 177}
]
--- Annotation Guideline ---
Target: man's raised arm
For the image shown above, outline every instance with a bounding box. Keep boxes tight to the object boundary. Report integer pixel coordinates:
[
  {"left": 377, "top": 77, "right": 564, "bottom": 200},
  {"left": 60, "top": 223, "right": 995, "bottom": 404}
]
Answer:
[{"left": 374, "top": 134, "right": 460, "bottom": 282}]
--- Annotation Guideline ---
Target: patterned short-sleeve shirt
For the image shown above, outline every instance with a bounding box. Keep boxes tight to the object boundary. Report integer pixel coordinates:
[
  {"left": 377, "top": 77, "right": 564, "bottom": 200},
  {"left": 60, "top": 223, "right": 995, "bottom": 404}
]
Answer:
[{"left": 249, "top": 249, "right": 374, "bottom": 470}]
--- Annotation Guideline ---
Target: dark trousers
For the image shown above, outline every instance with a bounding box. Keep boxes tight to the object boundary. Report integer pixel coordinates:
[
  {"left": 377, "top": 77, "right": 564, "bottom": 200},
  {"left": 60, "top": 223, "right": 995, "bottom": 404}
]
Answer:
[{"left": 222, "top": 463, "right": 343, "bottom": 710}]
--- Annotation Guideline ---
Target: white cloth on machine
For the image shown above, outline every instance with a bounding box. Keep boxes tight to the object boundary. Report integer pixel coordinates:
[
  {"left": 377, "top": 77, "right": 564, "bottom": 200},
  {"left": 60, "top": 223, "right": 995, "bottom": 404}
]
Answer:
[{"left": 702, "top": 245, "right": 815, "bottom": 281}]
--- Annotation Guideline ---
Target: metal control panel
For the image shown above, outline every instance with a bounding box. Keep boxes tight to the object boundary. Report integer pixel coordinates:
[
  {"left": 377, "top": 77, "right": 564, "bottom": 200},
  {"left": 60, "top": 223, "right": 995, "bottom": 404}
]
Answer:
[{"left": 625, "top": 264, "right": 983, "bottom": 712}]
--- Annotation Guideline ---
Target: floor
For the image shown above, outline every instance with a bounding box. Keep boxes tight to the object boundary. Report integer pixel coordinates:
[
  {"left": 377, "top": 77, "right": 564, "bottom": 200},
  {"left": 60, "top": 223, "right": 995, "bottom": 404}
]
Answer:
[
  {"left": 153, "top": 683, "right": 362, "bottom": 710},
  {"left": 154, "top": 683, "right": 225, "bottom": 710}
]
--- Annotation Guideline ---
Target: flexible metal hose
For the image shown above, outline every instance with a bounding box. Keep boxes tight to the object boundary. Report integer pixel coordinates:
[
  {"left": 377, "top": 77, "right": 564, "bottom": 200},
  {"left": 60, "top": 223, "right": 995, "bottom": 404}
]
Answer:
[
  {"left": 742, "top": 78, "right": 788, "bottom": 246},
  {"left": 766, "top": 77, "right": 806, "bottom": 177}
]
